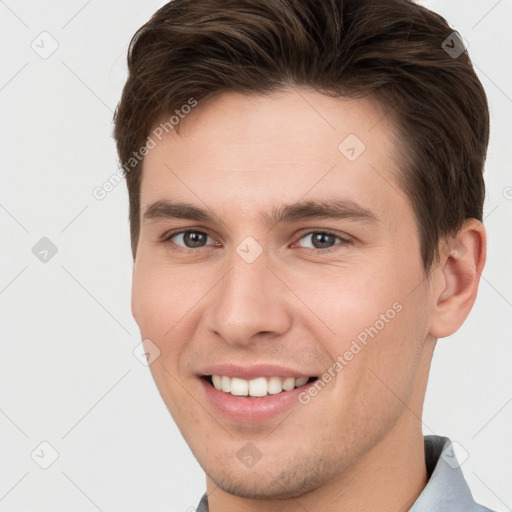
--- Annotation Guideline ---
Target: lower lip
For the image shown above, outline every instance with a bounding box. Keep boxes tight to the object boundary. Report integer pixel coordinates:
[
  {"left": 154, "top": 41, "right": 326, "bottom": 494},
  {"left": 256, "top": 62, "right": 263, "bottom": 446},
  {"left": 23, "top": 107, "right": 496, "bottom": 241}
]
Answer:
[{"left": 200, "top": 378, "right": 313, "bottom": 423}]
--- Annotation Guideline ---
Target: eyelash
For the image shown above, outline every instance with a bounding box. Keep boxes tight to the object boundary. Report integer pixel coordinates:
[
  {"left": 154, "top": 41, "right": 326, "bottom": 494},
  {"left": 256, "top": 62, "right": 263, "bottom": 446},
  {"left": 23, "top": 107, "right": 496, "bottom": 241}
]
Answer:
[{"left": 160, "top": 229, "right": 352, "bottom": 254}]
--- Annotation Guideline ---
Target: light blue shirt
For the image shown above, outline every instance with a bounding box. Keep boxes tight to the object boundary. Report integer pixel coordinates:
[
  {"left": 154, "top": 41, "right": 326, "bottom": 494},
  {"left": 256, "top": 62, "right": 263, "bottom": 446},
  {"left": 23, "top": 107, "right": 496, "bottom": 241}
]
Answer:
[{"left": 195, "top": 435, "right": 495, "bottom": 511}]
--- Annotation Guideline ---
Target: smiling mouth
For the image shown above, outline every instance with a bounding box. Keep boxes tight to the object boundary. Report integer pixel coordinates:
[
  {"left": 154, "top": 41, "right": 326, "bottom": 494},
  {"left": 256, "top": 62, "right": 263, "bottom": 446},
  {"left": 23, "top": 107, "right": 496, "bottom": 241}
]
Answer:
[{"left": 203, "top": 375, "right": 318, "bottom": 398}]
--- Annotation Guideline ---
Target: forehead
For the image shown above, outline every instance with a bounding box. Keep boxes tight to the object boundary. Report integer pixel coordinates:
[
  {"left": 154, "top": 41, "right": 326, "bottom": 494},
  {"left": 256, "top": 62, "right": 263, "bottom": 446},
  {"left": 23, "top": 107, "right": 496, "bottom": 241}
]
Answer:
[{"left": 140, "top": 89, "right": 409, "bottom": 224}]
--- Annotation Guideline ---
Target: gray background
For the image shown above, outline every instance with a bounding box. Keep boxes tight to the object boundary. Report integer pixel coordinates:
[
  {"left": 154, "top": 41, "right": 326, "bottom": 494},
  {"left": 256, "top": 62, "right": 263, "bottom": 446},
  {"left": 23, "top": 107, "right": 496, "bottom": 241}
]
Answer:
[{"left": 1, "top": 0, "right": 511, "bottom": 510}]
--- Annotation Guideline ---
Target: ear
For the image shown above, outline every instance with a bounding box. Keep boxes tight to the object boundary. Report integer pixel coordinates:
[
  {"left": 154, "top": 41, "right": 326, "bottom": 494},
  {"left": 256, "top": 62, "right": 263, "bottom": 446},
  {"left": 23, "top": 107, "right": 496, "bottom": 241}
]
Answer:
[{"left": 429, "top": 219, "right": 486, "bottom": 339}]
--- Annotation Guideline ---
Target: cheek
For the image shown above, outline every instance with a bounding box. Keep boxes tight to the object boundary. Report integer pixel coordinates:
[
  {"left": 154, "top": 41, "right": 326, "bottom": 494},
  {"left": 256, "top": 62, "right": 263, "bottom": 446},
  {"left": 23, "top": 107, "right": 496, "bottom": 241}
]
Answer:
[
  {"left": 131, "top": 257, "right": 202, "bottom": 372},
  {"left": 343, "top": 278, "right": 431, "bottom": 413},
  {"left": 290, "top": 265, "right": 393, "bottom": 347},
  {"left": 132, "top": 256, "right": 193, "bottom": 332},
  {"left": 308, "top": 256, "right": 428, "bottom": 387},
  {"left": 131, "top": 260, "right": 201, "bottom": 417}
]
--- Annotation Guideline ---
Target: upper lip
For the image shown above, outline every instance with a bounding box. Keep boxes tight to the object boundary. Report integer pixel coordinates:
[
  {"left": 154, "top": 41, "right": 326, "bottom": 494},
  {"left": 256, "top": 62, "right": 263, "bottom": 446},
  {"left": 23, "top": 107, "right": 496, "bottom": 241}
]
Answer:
[{"left": 199, "top": 363, "right": 314, "bottom": 380}]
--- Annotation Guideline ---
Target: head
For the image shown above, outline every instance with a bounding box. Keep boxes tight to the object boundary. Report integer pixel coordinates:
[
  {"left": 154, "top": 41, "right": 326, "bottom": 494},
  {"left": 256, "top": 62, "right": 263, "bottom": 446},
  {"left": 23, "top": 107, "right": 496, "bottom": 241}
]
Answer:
[{"left": 113, "top": 0, "right": 488, "bottom": 503}]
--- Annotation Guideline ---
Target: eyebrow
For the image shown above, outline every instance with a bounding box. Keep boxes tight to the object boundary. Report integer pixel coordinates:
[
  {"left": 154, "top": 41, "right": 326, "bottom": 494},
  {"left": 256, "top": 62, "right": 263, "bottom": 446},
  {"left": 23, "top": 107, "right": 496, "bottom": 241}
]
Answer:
[{"left": 142, "top": 198, "right": 379, "bottom": 226}]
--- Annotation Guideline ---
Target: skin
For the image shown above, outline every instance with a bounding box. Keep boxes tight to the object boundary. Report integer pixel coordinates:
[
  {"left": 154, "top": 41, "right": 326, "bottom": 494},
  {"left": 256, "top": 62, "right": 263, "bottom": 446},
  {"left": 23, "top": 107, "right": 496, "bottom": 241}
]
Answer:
[{"left": 131, "top": 89, "right": 486, "bottom": 512}]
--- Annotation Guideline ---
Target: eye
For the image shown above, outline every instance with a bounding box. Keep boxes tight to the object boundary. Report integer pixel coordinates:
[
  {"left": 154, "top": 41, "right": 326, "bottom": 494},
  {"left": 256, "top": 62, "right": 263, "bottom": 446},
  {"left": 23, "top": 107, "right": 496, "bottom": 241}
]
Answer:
[
  {"left": 164, "top": 230, "right": 217, "bottom": 249},
  {"left": 160, "top": 229, "right": 351, "bottom": 253},
  {"left": 295, "top": 231, "right": 351, "bottom": 252}
]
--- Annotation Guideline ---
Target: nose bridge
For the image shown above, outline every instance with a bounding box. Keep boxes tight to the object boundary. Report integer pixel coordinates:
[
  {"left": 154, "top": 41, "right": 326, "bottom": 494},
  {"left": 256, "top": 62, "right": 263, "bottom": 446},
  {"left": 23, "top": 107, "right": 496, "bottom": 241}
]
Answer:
[{"left": 205, "top": 245, "right": 291, "bottom": 345}]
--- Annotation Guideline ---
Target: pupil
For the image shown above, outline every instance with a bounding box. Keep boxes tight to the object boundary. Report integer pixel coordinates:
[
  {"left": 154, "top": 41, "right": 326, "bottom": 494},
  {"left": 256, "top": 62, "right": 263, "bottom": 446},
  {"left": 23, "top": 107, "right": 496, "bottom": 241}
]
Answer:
[
  {"left": 185, "top": 232, "right": 206, "bottom": 248},
  {"left": 312, "top": 233, "right": 334, "bottom": 249}
]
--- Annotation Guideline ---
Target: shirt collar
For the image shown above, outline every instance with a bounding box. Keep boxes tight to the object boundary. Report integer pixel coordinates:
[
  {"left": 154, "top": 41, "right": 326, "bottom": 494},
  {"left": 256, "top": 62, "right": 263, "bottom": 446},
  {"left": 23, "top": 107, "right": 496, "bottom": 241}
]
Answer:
[{"left": 410, "top": 435, "right": 492, "bottom": 511}]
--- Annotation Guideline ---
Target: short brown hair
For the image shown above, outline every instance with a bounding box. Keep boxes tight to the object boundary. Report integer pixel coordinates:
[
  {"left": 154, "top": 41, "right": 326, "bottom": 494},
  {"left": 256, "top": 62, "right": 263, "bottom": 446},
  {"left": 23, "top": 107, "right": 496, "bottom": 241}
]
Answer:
[{"left": 113, "top": 0, "right": 489, "bottom": 271}]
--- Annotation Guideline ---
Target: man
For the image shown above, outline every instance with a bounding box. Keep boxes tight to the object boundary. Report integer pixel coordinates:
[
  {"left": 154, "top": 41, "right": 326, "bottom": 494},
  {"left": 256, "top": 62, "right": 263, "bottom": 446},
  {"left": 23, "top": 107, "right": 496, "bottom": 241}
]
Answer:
[{"left": 113, "top": 0, "right": 494, "bottom": 510}]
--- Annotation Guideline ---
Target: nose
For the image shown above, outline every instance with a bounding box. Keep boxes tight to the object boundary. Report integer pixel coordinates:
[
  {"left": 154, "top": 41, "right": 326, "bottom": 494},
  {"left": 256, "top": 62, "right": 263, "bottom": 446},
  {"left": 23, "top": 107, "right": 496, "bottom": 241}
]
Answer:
[{"left": 204, "top": 249, "right": 293, "bottom": 346}]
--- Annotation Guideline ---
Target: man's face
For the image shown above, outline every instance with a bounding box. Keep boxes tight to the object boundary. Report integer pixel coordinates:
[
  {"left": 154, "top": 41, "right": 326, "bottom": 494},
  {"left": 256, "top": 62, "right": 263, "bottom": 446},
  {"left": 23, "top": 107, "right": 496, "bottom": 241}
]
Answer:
[{"left": 132, "top": 89, "right": 436, "bottom": 498}]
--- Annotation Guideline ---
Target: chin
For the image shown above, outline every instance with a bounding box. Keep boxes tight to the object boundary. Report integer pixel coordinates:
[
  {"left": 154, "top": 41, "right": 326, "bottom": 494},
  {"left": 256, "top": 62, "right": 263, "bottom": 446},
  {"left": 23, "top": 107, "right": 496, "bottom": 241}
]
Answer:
[{"left": 202, "top": 455, "right": 337, "bottom": 501}]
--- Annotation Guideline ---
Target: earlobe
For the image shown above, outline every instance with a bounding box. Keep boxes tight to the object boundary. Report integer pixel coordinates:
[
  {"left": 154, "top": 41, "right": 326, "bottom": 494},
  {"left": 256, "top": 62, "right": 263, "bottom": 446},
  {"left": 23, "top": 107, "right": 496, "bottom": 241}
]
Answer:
[{"left": 429, "top": 219, "right": 486, "bottom": 339}]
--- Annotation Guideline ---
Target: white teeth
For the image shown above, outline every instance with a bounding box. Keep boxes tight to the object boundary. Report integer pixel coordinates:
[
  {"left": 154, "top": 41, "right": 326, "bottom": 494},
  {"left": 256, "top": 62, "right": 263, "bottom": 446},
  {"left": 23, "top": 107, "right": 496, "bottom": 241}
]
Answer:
[
  {"left": 221, "top": 375, "right": 231, "bottom": 393},
  {"left": 212, "top": 375, "right": 222, "bottom": 390},
  {"left": 282, "top": 377, "right": 295, "bottom": 391},
  {"left": 267, "top": 376, "right": 283, "bottom": 395},
  {"left": 230, "top": 377, "right": 248, "bottom": 396},
  {"left": 248, "top": 377, "right": 267, "bottom": 397},
  {"left": 295, "top": 376, "right": 309, "bottom": 387},
  {"left": 210, "top": 375, "right": 311, "bottom": 397}
]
